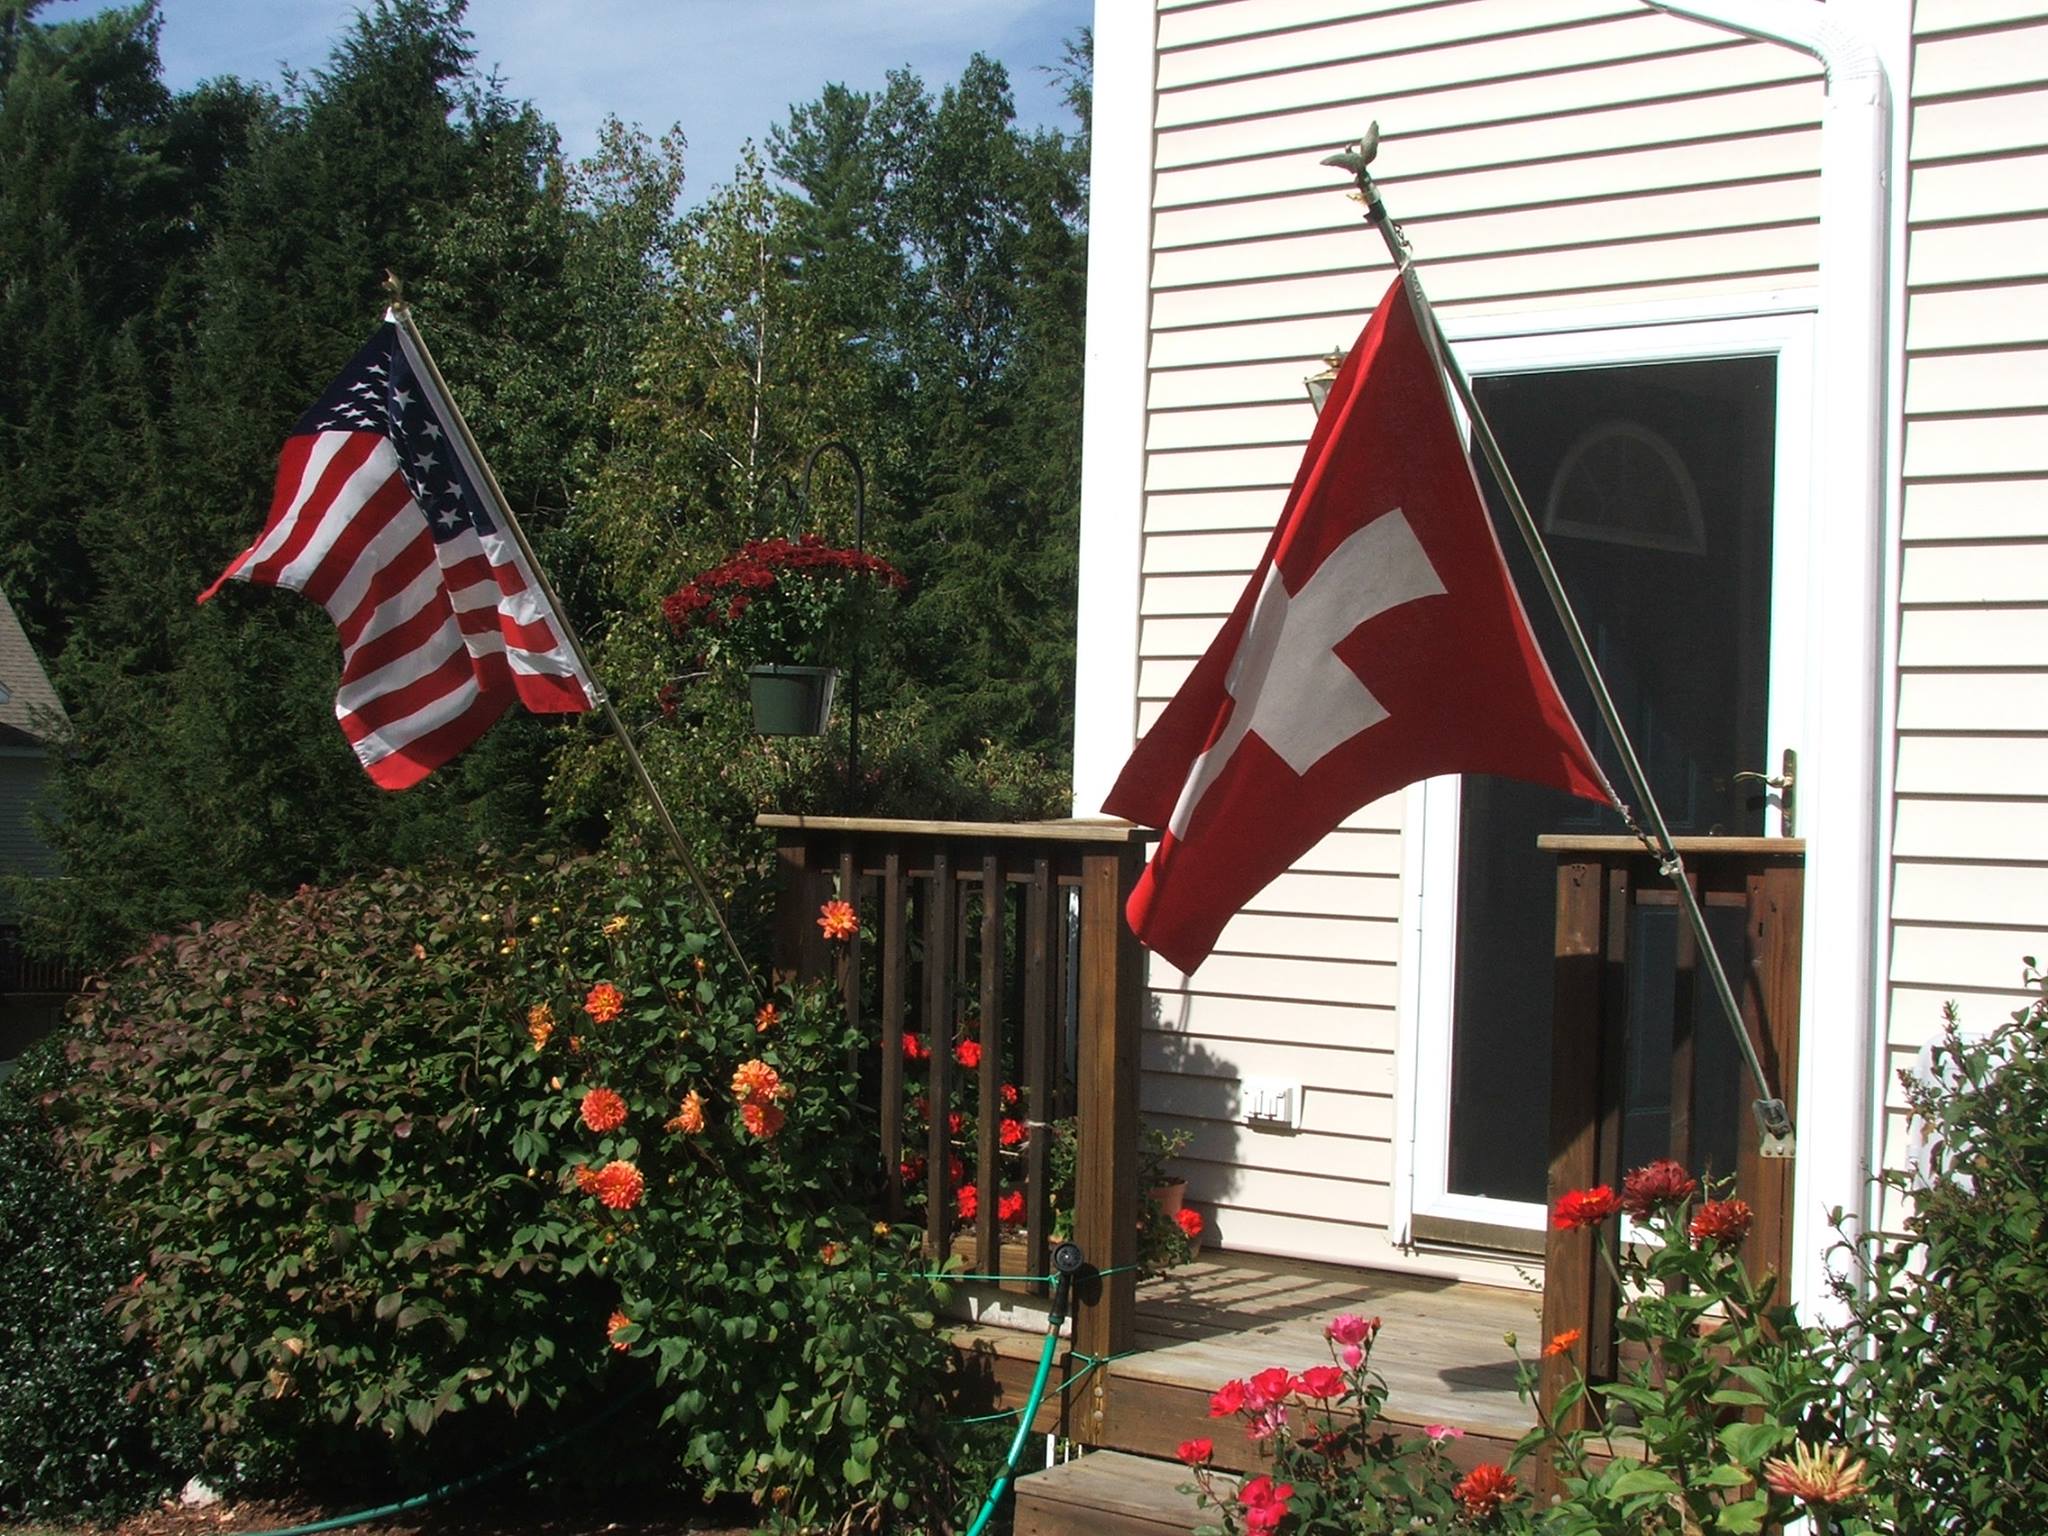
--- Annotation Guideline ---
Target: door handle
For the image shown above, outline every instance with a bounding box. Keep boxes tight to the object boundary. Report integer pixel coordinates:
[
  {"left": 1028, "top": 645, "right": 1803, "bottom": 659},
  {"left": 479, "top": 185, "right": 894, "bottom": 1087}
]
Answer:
[{"left": 1733, "top": 747, "right": 1797, "bottom": 838}]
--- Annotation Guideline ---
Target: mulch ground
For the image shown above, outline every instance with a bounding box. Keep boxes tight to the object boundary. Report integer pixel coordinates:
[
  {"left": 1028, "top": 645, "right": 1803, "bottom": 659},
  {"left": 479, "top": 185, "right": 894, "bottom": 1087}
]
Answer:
[{"left": 6, "top": 1490, "right": 759, "bottom": 1536}]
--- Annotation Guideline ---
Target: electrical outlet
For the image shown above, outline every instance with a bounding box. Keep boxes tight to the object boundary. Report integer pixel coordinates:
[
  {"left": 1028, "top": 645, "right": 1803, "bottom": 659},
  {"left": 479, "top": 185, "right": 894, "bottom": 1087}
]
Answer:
[{"left": 1239, "top": 1075, "right": 1303, "bottom": 1130}]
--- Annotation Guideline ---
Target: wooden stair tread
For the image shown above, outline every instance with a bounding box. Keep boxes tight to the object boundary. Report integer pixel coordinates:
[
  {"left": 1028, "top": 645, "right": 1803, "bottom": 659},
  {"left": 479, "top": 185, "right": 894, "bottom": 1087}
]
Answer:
[{"left": 1013, "top": 1450, "right": 1218, "bottom": 1536}]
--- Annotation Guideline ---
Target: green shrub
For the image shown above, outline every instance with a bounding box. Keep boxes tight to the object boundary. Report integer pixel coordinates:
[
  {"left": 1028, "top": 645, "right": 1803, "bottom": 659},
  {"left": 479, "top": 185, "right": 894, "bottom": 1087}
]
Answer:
[
  {"left": 1833, "top": 977, "right": 2048, "bottom": 1533},
  {"left": 52, "top": 843, "right": 969, "bottom": 1528},
  {"left": 0, "top": 1032, "right": 194, "bottom": 1521}
]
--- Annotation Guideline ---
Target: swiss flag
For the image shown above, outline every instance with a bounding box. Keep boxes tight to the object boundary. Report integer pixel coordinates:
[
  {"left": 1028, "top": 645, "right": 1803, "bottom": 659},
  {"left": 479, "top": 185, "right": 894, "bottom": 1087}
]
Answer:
[{"left": 1103, "top": 272, "right": 1614, "bottom": 974}]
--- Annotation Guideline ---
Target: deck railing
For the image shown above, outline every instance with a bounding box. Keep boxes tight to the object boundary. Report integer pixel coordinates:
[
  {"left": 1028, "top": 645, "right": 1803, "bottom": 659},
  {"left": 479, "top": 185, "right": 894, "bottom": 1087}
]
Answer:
[
  {"left": 1537, "top": 835, "right": 1804, "bottom": 1446},
  {"left": 758, "top": 814, "right": 1154, "bottom": 1362}
]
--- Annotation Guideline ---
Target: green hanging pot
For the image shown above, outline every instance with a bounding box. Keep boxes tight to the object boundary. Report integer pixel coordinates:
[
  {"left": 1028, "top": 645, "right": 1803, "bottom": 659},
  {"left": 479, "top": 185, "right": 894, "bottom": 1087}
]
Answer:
[{"left": 746, "top": 664, "right": 838, "bottom": 736}]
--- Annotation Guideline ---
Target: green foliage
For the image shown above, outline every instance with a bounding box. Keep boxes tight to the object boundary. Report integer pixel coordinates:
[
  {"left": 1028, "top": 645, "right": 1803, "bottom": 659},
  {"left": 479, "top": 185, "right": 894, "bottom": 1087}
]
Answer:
[
  {"left": 52, "top": 842, "right": 972, "bottom": 1528},
  {"left": 0, "top": 1033, "right": 195, "bottom": 1522},
  {"left": 1831, "top": 979, "right": 2048, "bottom": 1533}
]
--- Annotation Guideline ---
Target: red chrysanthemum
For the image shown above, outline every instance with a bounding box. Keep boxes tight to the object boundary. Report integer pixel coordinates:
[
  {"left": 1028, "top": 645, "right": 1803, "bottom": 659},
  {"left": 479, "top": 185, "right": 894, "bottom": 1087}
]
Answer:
[
  {"left": 996, "top": 1189, "right": 1025, "bottom": 1225},
  {"left": 1622, "top": 1158, "right": 1699, "bottom": 1218},
  {"left": 583, "top": 982, "right": 624, "bottom": 1023},
  {"left": 591, "top": 1160, "right": 644, "bottom": 1210},
  {"left": 954, "top": 1038, "right": 982, "bottom": 1070},
  {"left": 999, "top": 1117, "right": 1027, "bottom": 1147},
  {"left": 579, "top": 1087, "right": 628, "bottom": 1133},
  {"left": 1553, "top": 1185, "right": 1622, "bottom": 1230},
  {"left": 817, "top": 900, "right": 860, "bottom": 942},
  {"left": 1690, "top": 1197, "right": 1754, "bottom": 1247},
  {"left": 955, "top": 1183, "right": 978, "bottom": 1221},
  {"left": 1176, "top": 1206, "right": 1204, "bottom": 1240},
  {"left": 1453, "top": 1464, "right": 1518, "bottom": 1518}
]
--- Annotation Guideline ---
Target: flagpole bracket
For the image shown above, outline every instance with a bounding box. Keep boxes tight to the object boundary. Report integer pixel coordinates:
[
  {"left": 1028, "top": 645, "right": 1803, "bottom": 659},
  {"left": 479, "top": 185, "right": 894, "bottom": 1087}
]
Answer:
[{"left": 1753, "top": 1097, "right": 1795, "bottom": 1159}]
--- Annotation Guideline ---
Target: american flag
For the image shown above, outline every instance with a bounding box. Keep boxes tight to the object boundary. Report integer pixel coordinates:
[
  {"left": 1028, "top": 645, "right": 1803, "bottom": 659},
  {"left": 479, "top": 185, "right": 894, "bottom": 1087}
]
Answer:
[{"left": 200, "top": 315, "right": 599, "bottom": 789}]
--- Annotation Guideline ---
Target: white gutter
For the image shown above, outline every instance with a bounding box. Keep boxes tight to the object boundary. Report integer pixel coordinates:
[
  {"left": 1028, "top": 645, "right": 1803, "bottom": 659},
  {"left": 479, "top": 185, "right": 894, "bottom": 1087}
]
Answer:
[{"left": 1642, "top": 0, "right": 1895, "bottom": 1317}]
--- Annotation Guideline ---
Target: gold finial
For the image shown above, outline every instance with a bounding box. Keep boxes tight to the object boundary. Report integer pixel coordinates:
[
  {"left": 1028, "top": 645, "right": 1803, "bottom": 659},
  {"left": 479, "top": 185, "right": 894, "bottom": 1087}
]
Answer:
[{"left": 382, "top": 270, "right": 407, "bottom": 315}]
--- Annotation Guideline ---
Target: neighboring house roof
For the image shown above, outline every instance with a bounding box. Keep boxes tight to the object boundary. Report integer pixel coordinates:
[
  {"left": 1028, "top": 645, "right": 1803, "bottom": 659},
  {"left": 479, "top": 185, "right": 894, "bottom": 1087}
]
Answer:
[{"left": 0, "top": 588, "right": 68, "bottom": 749}]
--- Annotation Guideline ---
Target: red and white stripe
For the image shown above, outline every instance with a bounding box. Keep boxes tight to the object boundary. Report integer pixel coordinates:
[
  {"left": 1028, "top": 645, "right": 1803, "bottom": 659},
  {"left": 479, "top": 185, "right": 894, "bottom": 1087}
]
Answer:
[{"left": 202, "top": 394, "right": 596, "bottom": 790}]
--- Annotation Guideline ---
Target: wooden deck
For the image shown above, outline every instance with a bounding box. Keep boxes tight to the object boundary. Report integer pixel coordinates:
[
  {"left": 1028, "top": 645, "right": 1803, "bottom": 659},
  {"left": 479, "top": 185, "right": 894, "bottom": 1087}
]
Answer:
[{"left": 951, "top": 1251, "right": 1544, "bottom": 1473}]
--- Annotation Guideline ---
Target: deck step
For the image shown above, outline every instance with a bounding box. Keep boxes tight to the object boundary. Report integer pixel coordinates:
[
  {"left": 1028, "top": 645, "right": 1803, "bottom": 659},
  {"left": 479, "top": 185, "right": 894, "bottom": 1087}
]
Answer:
[{"left": 1013, "top": 1449, "right": 1222, "bottom": 1536}]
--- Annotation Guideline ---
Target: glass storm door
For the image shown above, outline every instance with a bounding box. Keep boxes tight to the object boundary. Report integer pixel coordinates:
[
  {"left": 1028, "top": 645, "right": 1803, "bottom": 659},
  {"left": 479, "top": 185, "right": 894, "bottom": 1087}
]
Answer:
[{"left": 1405, "top": 312, "right": 1810, "bottom": 1244}]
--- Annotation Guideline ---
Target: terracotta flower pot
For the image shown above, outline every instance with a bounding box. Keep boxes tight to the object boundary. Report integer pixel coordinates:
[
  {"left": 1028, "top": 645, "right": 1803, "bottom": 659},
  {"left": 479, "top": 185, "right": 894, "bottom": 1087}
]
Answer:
[{"left": 1149, "top": 1178, "right": 1188, "bottom": 1219}]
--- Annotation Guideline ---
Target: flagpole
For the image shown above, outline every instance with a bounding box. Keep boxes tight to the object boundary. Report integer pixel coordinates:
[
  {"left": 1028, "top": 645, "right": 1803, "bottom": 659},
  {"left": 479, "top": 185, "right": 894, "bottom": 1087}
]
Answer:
[
  {"left": 385, "top": 293, "right": 763, "bottom": 1001},
  {"left": 1323, "top": 129, "right": 1793, "bottom": 1151}
]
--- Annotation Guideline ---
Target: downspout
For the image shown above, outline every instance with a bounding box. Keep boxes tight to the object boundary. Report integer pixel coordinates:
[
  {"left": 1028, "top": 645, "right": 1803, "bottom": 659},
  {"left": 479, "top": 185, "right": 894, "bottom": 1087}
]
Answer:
[{"left": 1640, "top": 1, "right": 1894, "bottom": 1316}]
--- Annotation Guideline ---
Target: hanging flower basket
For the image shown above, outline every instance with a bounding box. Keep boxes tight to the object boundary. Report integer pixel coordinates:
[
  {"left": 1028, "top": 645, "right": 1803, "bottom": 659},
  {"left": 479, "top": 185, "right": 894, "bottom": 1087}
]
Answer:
[{"left": 746, "top": 664, "right": 838, "bottom": 737}]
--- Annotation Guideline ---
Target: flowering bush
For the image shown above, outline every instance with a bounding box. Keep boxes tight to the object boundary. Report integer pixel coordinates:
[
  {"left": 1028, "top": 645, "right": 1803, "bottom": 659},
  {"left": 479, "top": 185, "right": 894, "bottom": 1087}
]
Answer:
[
  {"left": 48, "top": 845, "right": 979, "bottom": 1530},
  {"left": 662, "top": 534, "right": 905, "bottom": 670}
]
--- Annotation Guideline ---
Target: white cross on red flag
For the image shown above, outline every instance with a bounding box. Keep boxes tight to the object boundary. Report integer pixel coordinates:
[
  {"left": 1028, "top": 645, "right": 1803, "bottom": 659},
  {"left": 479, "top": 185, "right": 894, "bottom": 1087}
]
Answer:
[{"left": 1103, "top": 272, "right": 1615, "bottom": 974}]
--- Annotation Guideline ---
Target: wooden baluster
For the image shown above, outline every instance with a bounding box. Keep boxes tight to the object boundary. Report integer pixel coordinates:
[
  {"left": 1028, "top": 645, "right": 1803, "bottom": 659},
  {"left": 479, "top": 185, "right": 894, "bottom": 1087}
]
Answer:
[
  {"left": 879, "top": 848, "right": 907, "bottom": 1223},
  {"left": 977, "top": 852, "right": 1002, "bottom": 1278},
  {"left": 924, "top": 850, "right": 955, "bottom": 1261},
  {"left": 1669, "top": 867, "right": 1700, "bottom": 1175},
  {"left": 1738, "top": 859, "right": 1803, "bottom": 1308},
  {"left": 1023, "top": 854, "right": 1053, "bottom": 1296}
]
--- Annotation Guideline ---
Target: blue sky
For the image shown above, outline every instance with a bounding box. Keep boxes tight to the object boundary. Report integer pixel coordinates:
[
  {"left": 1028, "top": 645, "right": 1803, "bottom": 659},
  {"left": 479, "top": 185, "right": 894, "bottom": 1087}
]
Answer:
[{"left": 45, "top": 0, "right": 1095, "bottom": 200}]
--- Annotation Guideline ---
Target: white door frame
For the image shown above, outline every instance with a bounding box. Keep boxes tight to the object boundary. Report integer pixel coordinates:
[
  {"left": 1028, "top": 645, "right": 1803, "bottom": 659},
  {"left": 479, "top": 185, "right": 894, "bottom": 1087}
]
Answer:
[{"left": 1393, "top": 294, "right": 1820, "bottom": 1245}]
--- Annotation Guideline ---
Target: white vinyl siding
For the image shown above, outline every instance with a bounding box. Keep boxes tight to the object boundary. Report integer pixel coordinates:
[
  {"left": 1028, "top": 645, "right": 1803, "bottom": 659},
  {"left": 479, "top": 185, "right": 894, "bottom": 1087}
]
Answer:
[
  {"left": 1880, "top": 0, "right": 2048, "bottom": 1228},
  {"left": 1133, "top": 0, "right": 1823, "bottom": 1276}
]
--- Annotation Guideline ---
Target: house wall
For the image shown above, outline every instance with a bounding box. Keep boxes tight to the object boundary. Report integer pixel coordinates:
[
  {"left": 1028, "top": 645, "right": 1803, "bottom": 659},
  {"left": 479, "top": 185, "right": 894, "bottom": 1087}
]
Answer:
[
  {"left": 1104, "top": 0, "right": 1831, "bottom": 1281},
  {"left": 1881, "top": 0, "right": 2048, "bottom": 1225}
]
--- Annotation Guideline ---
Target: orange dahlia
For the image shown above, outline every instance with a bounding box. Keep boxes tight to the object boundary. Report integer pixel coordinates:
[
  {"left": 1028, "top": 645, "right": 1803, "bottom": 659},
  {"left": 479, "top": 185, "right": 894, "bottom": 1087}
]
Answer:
[
  {"left": 665, "top": 1089, "right": 705, "bottom": 1135},
  {"left": 1543, "top": 1328, "right": 1582, "bottom": 1358},
  {"left": 731, "top": 1057, "right": 790, "bottom": 1105},
  {"left": 591, "top": 1159, "right": 645, "bottom": 1210},
  {"left": 583, "top": 982, "right": 624, "bottom": 1023},
  {"left": 607, "top": 1309, "right": 632, "bottom": 1351},
  {"left": 816, "top": 899, "right": 859, "bottom": 942},
  {"left": 580, "top": 1087, "right": 628, "bottom": 1133},
  {"left": 574, "top": 1165, "right": 602, "bottom": 1194},
  {"left": 755, "top": 1001, "right": 780, "bottom": 1033},
  {"left": 740, "top": 1101, "right": 786, "bottom": 1139},
  {"left": 526, "top": 1003, "right": 556, "bottom": 1051},
  {"left": 1689, "top": 1197, "right": 1754, "bottom": 1248}
]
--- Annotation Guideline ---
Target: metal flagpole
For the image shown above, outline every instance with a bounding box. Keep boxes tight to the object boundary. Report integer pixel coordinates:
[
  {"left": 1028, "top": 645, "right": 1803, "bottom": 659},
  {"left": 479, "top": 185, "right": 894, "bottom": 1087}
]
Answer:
[
  {"left": 385, "top": 290, "right": 763, "bottom": 1001},
  {"left": 1322, "top": 128, "right": 1793, "bottom": 1152}
]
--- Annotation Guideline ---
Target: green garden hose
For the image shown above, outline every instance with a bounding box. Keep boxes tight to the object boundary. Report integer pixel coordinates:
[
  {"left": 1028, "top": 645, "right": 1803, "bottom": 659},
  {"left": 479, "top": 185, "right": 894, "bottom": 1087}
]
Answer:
[{"left": 962, "top": 1240, "right": 1088, "bottom": 1536}]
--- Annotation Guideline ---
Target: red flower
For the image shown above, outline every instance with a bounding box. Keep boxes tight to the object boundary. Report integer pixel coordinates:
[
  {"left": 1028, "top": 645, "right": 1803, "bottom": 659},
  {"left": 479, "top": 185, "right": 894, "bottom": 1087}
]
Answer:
[
  {"left": 817, "top": 900, "right": 860, "bottom": 942},
  {"left": 902, "top": 1033, "right": 930, "bottom": 1062},
  {"left": 1622, "top": 1158, "right": 1699, "bottom": 1218},
  {"left": 1296, "top": 1364, "right": 1344, "bottom": 1399},
  {"left": 607, "top": 1309, "right": 632, "bottom": 1352},
  {"left": 955, "top": 1183, "right": 978, "bottom": 1221},
  {"left": 999, "top": 1117, "right": 1027, "bottom": 1147},
  {"left": 1238, "top": 1474, "right": 1294, "bottom": 1535},
  {"left": 948, "top": 1111, "right": 965, "bottom": 1136},
  {"left": 1000, "top": 1083, "right": 1019, "bottom": 1107},
  {"left": 1452, "top": 1464, "right": 1518, "bottom": 1518},
  {"left": 1176, "top": 1207, "right": 1204, "bottom": 1240},
  {"left": 1325, "top": 1313, "right": 1379, "bottom": 1347},
  {"left": 947, "top": 1153, "right": 966, "bottom": 1185},
  {"left": 1245, "top": 1366, "right": 1296, "bottom": 1409},
  {"left": 579, "top": 1087, "right": 628, "bottom": 1134},
  {"left": 591, "top": 1160, "right": 645, "bottom": 1211},
  {"left": 740, "top": 1101, "right": 786, "bottom": 1139},
  {"left": 955, "top": 1038, "right": 982, "bottom": 1070},
  {"left": 1208, "top": 1379, "right": 1247, "bottom": 1417},
  {"left": 582, "top": 982, "right": 624, "bottom": 1023},
  {"left": 1553, "top": 1185, "right": 1621, "bottom": 1230},
  {"left": 755, "top": 1002, "right": 779, "bottom": 1033},
  {"left": 996, "top": 1189, "right": 1025, "bottom": 1225},
  {"left": 1176, "top": 1437, "right": 1213, "bottom": 1466},
  {"left": 1544, "top": 1327, "right": 1582, "bottom": 1358},
  {"left": 899, "top": 1155, "right": 926, "bottom": 1186},
  {"left": 1690, "top": 1197, "right": 1754, "bottom": 1247}
]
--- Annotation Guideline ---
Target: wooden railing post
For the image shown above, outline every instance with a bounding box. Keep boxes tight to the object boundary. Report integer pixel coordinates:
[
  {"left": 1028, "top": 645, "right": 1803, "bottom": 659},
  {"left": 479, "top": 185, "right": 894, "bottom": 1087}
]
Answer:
[{"left": 1073, "top": 845, "right": 1143, "bottom": 1379}]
